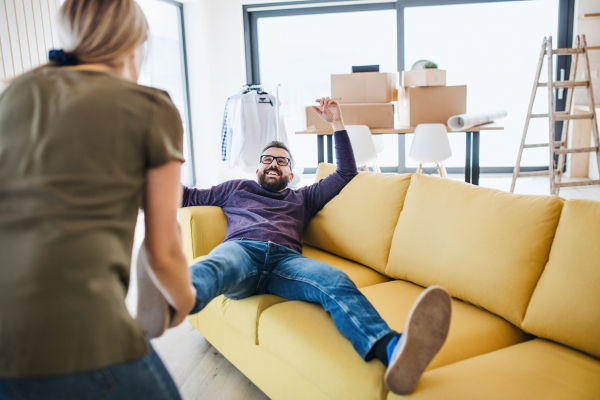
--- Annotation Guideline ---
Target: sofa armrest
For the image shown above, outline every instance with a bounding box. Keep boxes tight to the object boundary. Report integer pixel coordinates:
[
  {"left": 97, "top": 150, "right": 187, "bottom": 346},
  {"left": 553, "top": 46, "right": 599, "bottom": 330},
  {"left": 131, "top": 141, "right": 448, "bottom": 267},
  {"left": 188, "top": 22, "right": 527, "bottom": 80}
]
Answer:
[{"left": 179, "top": 206, "right": 227, "bottom": 263}]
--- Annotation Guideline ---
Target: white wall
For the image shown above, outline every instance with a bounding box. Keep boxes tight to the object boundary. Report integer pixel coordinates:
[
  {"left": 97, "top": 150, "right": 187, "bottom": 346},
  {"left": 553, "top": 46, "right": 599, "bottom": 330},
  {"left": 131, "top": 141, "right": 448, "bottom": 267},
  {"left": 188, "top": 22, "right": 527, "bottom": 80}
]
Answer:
[
  {"left": 183, "top": 0, "right": 299, "bottom": 187},
  {"left": 0, "top": 0, "right": 61, "bottom": 88}
]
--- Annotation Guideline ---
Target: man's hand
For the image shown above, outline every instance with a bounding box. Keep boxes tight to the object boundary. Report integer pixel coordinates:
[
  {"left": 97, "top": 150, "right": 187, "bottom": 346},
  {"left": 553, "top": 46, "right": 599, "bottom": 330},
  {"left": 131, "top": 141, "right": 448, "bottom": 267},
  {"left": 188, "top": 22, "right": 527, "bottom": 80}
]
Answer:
[{"left": 312, "top": 97, "right": 345, "bottom": 131}]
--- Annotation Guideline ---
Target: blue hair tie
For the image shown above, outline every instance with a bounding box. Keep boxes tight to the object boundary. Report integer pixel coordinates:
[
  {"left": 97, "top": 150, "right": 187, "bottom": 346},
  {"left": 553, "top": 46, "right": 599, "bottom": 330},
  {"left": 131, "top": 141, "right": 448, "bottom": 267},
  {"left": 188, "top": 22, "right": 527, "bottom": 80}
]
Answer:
[{"left": 49, "top": 49, "right": 79, "bottom": 66}]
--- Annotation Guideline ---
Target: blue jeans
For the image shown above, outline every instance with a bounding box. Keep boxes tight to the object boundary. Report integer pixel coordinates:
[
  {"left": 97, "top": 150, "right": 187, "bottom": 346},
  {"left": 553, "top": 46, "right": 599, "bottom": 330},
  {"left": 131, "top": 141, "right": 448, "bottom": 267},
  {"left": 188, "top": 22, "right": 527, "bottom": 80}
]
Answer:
[
  {"left": 189, "top": 239, "right": 393, "bottom": 359},
  {"left": 0, "top": 343, "right": 181, "bottom": 400}
]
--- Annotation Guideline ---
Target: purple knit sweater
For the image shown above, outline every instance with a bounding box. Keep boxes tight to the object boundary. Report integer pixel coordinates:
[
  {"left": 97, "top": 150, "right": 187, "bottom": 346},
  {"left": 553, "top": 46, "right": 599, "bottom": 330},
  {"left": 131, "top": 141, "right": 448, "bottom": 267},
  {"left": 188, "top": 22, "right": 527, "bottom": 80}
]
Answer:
[{"left": 181, "top": 130, "right": 358, "bottom": 253}]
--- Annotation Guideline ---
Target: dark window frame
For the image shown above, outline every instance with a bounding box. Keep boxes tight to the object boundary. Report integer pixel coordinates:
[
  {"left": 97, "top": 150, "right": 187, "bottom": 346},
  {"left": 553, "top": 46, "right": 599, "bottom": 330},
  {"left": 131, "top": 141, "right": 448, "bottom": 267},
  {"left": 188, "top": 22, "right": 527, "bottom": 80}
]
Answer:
[{"left": 243, "top": 0, "right": 575, "bottom": 174}]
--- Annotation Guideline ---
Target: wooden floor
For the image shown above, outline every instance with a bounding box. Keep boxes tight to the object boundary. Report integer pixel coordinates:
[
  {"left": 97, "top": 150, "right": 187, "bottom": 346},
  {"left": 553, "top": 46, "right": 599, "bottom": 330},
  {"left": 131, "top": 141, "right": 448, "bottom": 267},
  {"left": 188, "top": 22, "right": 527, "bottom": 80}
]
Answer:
[{"left": 125, "top": 174, "right": 600, "bottom": 400}]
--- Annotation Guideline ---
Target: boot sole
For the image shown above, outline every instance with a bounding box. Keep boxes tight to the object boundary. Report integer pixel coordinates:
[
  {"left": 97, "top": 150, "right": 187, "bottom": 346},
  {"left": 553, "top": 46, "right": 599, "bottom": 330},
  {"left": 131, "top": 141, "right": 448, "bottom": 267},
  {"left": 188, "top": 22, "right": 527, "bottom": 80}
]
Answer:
[{"left": 384, "top": 286, "right": 452, "bottom": 395}]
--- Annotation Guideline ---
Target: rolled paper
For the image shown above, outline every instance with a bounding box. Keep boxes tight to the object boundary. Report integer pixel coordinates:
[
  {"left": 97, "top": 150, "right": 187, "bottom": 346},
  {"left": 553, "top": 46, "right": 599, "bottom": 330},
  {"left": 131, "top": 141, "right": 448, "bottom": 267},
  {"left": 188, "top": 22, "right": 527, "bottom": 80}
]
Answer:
[{"left": 448, "top": 110, "right": 507, "bottom": 130}]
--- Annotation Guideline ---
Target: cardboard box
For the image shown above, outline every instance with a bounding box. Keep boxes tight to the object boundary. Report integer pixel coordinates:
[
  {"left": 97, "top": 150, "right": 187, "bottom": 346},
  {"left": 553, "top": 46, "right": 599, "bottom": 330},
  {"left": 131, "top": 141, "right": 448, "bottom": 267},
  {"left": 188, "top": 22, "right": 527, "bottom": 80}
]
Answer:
[
  {"left": 331, "top": 72, "right": 398, "bottom": 103},
  {"left": 398, "top": 86, "right": 466, "bottom": 127},
  {"left": 402, "top": 69, "right": 446, "bottom": 87},
  {"left": 306, "top": 103, "right": 395, "bottom": 130}
]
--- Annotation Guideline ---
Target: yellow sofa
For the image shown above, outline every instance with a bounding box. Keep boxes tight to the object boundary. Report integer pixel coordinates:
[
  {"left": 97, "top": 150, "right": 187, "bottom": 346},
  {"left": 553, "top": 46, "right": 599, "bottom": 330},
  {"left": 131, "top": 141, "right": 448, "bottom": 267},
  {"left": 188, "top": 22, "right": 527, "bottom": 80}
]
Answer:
[{"left": 180, "top": 165, "right": 600, "bottom": 400}]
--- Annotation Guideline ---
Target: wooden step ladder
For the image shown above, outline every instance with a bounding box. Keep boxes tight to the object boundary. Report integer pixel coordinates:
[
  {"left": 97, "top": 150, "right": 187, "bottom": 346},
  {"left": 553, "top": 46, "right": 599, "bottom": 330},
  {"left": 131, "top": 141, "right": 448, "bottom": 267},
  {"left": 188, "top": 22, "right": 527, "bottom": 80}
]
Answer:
[{"left": 510, "top": 35, "right": 600, "bottom": 195}]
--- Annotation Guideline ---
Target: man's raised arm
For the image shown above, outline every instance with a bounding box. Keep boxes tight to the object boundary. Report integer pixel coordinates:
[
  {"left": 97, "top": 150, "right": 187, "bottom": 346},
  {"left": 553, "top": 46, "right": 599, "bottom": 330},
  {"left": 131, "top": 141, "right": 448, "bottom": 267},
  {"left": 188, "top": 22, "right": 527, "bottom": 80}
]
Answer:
[{"left": 300, "top": 98, "right": 358, "bottom": 215}]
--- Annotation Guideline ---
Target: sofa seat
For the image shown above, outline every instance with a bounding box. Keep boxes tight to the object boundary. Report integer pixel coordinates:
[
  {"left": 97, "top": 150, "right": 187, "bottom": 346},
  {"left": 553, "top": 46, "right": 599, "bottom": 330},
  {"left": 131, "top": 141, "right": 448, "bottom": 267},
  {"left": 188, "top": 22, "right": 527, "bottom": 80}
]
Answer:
[
  {"left": 188, "top": 245, "right": 390, "bottom": 345},
  {"left": 257, "top": 279, "right": 531, "bottom": 400},
  {"left": 361, "top": 280, "right": 532, "bottom": 370},
  {"left": 259, "top": 300, "right": 388, "bottom": 400},
  {"left": 388, "top": 339, "right": 600, "bottom": 400}
]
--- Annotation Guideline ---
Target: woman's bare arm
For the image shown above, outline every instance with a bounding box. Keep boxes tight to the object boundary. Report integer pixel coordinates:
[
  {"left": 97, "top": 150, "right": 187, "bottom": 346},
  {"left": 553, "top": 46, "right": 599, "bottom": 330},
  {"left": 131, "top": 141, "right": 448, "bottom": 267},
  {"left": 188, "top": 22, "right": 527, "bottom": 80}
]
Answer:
[{"left": 144, "top": 161, "right": 196, "bottom": 327}]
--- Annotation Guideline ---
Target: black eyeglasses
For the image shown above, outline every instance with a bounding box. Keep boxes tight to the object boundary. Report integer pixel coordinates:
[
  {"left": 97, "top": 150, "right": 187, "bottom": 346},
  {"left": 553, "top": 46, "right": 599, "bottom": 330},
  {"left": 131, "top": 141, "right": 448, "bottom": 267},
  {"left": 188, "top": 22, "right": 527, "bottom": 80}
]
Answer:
[{"left": 260, "top": 155, "right": 291, "bottom": 166}]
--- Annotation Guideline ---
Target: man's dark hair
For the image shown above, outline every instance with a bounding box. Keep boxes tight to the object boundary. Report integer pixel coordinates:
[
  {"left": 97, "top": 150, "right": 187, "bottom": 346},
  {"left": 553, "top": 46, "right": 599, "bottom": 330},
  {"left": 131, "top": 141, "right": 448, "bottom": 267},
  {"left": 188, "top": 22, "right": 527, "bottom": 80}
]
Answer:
[{"left": 261, "top": 141, "right": 293, "bottom": 167}]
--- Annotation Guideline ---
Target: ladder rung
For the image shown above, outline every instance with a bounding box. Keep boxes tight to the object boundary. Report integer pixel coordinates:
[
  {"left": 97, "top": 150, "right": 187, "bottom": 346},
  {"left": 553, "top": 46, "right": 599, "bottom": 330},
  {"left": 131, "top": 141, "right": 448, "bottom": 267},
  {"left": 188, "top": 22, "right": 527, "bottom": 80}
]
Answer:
[
  {"left": 555, "top": 179, "right": 600, "bottom": 188},
  {"left": 537, "top": 81, "right": 589, "bottom": 88},
  {"left": 545, "top": 48, "right": 585, "bottom": 55},
  {"left": 554, "top": 146, "right": 599, "bottom": 154},
  {"left": 554, "top": 113, "right": 595, "bottom": 121},
  {"left": 517, "top": 171, "right": 549, "bottom": 177},
  {"left": 523, "top": 142, "right": 566, "bottom": 148},
  {"left": 530, "top": 112, "right": 567, "bottom": 118}
]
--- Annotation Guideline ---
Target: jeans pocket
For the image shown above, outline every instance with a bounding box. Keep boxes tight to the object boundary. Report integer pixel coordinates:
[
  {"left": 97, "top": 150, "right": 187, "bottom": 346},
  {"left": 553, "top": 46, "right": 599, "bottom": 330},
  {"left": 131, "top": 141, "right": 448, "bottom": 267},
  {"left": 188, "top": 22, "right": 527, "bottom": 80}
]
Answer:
[{"left": 4, "top": 370, "right": 114, "bottom": 400}]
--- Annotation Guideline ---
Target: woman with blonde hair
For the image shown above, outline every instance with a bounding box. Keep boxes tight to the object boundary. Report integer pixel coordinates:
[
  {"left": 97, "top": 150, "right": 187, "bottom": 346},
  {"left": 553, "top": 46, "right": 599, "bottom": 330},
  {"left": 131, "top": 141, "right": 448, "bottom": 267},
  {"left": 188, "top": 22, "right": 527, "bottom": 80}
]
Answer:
[{"left": 0, "top": 0, "right": 195, "bottom": 398}]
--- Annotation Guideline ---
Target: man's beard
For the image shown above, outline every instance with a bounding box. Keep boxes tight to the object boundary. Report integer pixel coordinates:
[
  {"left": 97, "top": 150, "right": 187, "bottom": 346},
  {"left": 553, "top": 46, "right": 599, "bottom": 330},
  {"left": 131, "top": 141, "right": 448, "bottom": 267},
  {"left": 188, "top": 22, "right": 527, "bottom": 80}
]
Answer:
[{"left": 258, "top": 168, "right": 291, "bottom": 192}]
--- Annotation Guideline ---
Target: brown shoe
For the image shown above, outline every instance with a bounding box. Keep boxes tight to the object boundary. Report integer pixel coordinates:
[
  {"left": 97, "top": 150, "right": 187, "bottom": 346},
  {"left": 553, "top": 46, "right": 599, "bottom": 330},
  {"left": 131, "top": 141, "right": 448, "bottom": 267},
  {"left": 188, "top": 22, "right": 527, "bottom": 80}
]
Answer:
[
  {"left": 136, "top": 241, "right": 170, "bottom": 338},
  {"left": 384, "top": 286, "right": 452, "bottom": 395}
]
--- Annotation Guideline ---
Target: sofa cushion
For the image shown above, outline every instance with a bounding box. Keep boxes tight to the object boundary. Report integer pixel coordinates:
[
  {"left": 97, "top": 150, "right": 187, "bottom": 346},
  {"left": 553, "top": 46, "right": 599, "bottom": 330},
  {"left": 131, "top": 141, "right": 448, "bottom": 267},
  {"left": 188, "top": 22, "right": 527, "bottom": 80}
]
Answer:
[
  {"left": 361, "top": 280, "right": 531, "bottom": 370},
  {"left": 384, "top": 174, "right": 564, "bottom": 326},
  {"left": 192, "top": 245, "right": 390, "bottom": 345},
  {"left": 522, "top": 199, "right": 600, "bottom": 358},
  {"left": 204, "top": 294, "right": 287, "bottom": 345},
  {"left": 387, "top": 339, "right": 600, "bottom": 400},
  {"left": 303, "top": 170, "right": 412, "bottom": 275},
  {"left": 258, "top": 280, "right": 529, "bottom": 400},
  {"left": 314, "top": 162, "right": 337, "bottom": 182},
  {"left": 179, "top": 206, "right": 227, "bottom": 262},
  {"left": 258, "top": 301, "right": 388, "bottom": 400}
]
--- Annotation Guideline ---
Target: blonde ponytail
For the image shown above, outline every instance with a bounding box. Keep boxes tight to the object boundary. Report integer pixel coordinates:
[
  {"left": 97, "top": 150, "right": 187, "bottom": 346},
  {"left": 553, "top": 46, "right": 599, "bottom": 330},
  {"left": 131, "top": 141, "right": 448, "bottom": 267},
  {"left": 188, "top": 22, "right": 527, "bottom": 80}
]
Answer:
[{"left": 58, "top": 0, "right": 148, "bottom": 68}]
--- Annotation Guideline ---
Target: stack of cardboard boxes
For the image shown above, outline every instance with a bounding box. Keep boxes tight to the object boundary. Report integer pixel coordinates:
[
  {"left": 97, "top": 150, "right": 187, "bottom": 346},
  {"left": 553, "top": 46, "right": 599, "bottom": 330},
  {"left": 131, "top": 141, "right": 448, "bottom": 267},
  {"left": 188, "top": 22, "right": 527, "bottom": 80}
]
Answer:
[
  {"left": 305, "top": 68, "right": 468, "bottom": 130},
  {"left": 398, "top": 68, "right": 467, "bottom": 127},
  {"left": 306, "top": 72, "right": 398, "bottom": 130}
]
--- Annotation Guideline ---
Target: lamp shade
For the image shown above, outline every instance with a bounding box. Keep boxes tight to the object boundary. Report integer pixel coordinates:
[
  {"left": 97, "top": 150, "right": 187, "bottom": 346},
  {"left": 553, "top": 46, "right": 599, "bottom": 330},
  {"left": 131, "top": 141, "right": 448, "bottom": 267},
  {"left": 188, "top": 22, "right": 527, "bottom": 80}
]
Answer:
[{"left": 409, "top": 123, "right": 452, "bottom": 163}]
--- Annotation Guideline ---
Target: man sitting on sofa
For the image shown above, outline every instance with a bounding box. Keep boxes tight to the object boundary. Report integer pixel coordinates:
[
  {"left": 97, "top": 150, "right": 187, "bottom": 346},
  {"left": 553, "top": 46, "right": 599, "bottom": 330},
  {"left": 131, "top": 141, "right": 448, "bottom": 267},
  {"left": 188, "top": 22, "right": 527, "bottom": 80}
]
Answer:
[{"left": 178, "top": 97, "right": 451, "bottom": 395}]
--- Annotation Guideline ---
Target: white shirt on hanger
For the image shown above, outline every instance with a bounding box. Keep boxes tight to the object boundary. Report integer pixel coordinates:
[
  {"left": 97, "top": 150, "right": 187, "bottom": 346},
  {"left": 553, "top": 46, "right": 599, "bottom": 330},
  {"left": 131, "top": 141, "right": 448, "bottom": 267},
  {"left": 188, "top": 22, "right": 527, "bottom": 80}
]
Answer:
[{"left": 228, "top": 90, "right": 288, "bottom": 173}]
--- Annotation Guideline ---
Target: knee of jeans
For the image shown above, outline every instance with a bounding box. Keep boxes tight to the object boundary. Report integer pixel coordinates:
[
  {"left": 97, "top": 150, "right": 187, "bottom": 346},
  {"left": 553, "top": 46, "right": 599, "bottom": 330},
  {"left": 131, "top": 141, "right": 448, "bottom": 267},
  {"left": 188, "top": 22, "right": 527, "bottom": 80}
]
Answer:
[
  {"left": 322, "top": 267, "right": 355, "bottom": 288},
  {"left": 197, "top": 243, "right": 255, "bottom": 277}
]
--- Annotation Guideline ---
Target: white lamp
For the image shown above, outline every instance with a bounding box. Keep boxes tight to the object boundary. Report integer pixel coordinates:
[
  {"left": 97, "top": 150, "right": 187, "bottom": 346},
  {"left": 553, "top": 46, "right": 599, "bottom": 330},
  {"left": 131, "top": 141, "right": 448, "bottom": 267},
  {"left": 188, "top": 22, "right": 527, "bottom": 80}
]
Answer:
[{"left": 409, "top": 124, "right": 452, "bottom": 178}]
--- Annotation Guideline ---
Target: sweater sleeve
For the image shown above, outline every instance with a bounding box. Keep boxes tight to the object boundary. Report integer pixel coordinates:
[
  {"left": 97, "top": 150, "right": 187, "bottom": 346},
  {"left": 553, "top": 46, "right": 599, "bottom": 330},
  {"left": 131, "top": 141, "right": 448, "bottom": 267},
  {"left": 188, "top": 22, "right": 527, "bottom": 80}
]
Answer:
[
  {"left": 299, "top": 130, "right": 358, "bottom": 217},
  {"left": 181, "top": 180, "right": 239, "bottom": 208}
]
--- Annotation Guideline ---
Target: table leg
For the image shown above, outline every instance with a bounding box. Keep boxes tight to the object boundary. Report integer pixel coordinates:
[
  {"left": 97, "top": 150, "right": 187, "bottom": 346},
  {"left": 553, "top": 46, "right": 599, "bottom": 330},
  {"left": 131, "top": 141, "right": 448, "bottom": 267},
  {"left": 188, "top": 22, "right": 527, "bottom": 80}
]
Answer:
[
  {"left": 327, "top": 135, "right": 333, "bottom": 164},
  {"left": 473, "top": 131, "right": 480, "bottom": 186},
  {"left": 317, "top": 135, "right": 324, "bottom": 164},
  {"left": 465, "top": 132, "right": 472, "bottom": 184},
  {"left": 398, "top": 133, "right": 405, "bottom": 174}
]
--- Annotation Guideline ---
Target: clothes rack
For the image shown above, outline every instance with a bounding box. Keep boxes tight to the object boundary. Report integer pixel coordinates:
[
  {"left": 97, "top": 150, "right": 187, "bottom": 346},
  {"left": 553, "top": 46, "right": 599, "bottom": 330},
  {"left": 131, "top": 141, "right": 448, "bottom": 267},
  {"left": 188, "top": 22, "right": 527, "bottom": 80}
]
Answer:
[{"left": 243, "top": 84, "right": 281, "bottom": 141}]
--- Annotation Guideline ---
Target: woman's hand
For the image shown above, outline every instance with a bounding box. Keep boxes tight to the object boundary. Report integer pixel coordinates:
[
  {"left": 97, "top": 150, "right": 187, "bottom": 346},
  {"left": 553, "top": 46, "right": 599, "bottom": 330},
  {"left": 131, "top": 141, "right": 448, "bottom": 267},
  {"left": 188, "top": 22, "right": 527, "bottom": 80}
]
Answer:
[{"left": 169, "top": 285, "right": 197, "bottom": 328}]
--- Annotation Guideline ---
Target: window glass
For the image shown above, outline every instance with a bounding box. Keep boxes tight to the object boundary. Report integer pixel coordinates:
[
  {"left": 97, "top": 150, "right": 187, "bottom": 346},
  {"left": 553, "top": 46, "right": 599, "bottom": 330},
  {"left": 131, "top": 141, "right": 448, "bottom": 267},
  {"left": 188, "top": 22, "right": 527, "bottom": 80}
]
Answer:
[
  {"left": 136, "top": 0, "right": 194, "bottom": 185},
  {"left": 257, "top": 9, "right": 398, "bottom": 169},
  {"left": 405, "top": 0, "right": 559, "bottom": 168}
]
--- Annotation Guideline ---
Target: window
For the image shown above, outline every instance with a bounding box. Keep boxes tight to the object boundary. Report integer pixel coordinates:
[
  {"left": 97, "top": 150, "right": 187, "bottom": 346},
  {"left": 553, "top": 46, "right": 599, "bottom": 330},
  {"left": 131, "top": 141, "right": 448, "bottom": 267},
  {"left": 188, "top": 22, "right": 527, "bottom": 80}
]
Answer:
[
  {"left": 245, "top": 0, "right": 573, "bottom": 174},
  {"left": 136, "top": 0, "right": 195, "bottom": 185},
  {"left": 404, "top": 0, "right": 559, "bottom": 169},
  {"left": 256, "top": 7, "right": 398, "bottom": 170}
]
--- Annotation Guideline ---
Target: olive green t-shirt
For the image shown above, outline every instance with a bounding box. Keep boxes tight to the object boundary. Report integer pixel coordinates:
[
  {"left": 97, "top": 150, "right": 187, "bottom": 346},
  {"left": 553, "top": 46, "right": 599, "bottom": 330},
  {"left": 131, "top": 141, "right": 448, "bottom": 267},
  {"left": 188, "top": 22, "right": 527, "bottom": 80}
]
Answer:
[{"left": 0, "top": 68, "right": 184, "bottom": 377}]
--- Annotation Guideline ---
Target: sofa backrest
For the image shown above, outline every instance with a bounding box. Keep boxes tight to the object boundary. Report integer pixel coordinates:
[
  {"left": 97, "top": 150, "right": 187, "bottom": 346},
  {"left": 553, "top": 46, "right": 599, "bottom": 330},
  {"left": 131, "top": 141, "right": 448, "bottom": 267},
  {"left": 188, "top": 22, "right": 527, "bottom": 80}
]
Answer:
[
  {"left": 521, "top": 199, "right": 600, "bottom": 358},
  {"left": 179, "top": 206, "right": 227, "bottom": 262},
  {"left": 384, "top": 174, "right": 564, "bottom": 327},
  {"left": 303, "top": 164, "right": 412, "bottom": 275}
]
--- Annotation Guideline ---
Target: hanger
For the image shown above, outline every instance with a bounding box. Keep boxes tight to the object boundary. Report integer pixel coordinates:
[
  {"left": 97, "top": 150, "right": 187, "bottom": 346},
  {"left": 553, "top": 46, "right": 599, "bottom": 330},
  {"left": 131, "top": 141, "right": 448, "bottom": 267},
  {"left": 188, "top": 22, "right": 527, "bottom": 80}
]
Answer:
[{"left": 243, "top": 84, "right": 273, "bottom": 105}]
